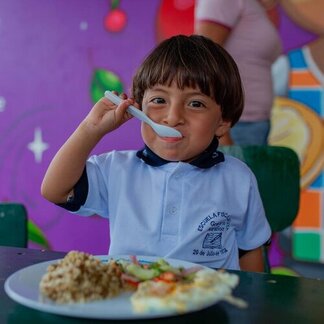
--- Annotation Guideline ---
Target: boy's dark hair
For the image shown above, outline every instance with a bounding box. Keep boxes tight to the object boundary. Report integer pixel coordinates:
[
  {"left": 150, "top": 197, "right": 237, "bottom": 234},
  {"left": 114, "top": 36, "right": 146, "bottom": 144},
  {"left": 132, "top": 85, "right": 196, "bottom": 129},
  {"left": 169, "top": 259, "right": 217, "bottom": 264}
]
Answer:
[{"left": 131, "top": 35, "right": 244, "bottom": 126}]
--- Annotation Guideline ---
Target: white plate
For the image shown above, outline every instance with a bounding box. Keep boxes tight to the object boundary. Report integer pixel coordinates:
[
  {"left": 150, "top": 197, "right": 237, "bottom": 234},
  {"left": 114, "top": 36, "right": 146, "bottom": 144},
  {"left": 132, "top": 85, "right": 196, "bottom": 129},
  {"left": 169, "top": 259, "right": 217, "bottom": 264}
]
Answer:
[{"left": 4, "top": 255, "right": 215, "bottom": 320}]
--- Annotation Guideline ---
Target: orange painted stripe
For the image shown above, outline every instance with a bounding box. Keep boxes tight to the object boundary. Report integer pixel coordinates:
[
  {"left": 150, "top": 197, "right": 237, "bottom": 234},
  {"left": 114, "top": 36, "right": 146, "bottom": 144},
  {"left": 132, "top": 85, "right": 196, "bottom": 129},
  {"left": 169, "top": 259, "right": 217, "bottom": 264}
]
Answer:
[
  {"left": 293, "top": 190, "right": 321, "bottom": 228},
  {"left": 290, "top": 71, "right": 321, "bottom": 87}
]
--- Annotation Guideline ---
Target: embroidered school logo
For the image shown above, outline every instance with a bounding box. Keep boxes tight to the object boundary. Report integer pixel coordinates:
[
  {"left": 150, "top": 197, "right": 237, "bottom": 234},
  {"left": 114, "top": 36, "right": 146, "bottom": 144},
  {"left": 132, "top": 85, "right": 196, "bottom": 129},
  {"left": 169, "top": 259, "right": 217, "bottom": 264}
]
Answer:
[
  {"left": 202, "top": 232, "right": 222, "bottom": 249},
  {"left": 193, "top": 212, "right": 230, "bottom": 256}
]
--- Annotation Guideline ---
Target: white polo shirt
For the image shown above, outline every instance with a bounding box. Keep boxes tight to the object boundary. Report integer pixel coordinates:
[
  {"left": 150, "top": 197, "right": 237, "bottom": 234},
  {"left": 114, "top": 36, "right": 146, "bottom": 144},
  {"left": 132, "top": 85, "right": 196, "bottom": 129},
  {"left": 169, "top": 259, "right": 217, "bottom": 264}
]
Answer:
[{"left": 76, "top": 150, "right": 271, "bottom": 270}]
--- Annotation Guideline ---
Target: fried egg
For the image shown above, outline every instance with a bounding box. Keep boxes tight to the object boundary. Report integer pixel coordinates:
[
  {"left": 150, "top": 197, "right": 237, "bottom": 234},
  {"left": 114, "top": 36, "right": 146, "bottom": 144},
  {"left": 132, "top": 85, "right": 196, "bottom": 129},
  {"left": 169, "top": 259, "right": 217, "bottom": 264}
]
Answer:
[{"left": 131, "top": 269, "right": 246, "bottom": 314}]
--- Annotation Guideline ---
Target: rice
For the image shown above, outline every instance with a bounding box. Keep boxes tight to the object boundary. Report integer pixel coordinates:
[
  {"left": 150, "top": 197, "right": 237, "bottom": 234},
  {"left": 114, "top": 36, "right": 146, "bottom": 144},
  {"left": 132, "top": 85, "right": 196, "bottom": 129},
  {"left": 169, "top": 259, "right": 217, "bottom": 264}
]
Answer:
[{"left": 39, "top": 251, "right": 124, "bottom": 303}]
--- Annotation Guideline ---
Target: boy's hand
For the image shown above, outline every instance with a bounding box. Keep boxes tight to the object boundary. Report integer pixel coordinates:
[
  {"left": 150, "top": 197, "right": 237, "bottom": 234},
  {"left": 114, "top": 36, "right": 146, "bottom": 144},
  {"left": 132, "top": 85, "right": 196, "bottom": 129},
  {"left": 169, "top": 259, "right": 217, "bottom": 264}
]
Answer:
[{"left": 81, "top": 93, "right": 134, "bottom": 137}]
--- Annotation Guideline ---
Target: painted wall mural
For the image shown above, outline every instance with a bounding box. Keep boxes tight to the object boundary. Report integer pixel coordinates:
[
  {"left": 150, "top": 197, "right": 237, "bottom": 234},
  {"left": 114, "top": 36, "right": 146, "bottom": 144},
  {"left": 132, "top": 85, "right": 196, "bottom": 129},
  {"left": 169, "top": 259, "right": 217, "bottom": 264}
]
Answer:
[
  {"left": 0, "top": 0, "right": 323, "bottom": 267},
  {"left": 0, "top": 0, "right": 159, "bottom": 254},
  {"left": 270, "top": 0, "right": 324, "bottom": 264}
]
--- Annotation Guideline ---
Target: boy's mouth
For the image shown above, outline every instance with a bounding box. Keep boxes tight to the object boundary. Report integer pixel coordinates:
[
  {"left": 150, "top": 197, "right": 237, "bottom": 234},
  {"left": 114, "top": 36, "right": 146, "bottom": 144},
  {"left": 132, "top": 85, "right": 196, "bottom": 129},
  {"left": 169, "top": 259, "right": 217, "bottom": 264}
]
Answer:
[{"left": 161, "top": 136, "right": 183, "bottom": 143}]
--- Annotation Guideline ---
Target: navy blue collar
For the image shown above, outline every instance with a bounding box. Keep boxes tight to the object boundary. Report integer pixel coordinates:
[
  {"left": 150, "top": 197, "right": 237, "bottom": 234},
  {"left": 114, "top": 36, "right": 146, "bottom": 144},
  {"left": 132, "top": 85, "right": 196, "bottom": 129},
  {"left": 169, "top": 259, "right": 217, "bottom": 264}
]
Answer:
[{"left": 136, "top": 137, "right": 224, "bottom": 169}]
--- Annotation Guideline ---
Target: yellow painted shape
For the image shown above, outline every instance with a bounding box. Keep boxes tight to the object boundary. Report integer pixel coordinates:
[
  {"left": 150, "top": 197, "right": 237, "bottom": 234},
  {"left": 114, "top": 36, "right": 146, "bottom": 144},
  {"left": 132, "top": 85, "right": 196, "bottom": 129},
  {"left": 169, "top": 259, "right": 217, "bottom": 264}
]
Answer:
[{"left": 269, "top": 97, "right": 324, "bottom": 189}]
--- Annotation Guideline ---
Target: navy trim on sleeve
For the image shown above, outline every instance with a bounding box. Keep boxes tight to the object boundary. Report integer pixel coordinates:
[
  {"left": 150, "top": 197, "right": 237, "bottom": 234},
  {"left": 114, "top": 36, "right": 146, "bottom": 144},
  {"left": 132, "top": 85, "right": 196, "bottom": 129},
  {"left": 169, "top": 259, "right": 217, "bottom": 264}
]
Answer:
[
  {"left": 238, "top": 238, "right": 272, "bottom": 258},
  {"left": 56, "top": 167, "right": 89, "bottom": 211},
  {"left": 239, "top": 249, "right": 248, "bottom": 258}
]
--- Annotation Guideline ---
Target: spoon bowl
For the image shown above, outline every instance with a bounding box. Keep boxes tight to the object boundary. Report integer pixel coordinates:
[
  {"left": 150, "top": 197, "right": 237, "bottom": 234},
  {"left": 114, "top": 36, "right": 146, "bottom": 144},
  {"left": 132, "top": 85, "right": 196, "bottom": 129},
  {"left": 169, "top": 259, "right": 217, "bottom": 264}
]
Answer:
[{"left": 104, "top": 91, "right": 182, "bottom": 138}]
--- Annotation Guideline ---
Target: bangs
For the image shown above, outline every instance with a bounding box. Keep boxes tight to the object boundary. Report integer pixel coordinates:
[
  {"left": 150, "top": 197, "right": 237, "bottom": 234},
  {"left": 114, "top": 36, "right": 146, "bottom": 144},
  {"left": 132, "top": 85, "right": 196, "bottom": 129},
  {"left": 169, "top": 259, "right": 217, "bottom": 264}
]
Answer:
[
  {"left": 133, "top": 37, "right": 215, "bottom": 101},
  {"left": 144, "top": 54, "right": 213, "bottom": 97}
]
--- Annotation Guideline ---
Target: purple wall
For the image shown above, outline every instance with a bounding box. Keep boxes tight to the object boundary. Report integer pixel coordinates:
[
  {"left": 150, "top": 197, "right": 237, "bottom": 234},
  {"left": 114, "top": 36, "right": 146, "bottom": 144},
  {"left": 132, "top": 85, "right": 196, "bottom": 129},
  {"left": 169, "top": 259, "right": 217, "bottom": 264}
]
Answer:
[
  {"left": 278, "top": 6, "right": 317, "bottom": 53},
  {"left": 0, "top": 0, "right": 160, "bottom": 254}
]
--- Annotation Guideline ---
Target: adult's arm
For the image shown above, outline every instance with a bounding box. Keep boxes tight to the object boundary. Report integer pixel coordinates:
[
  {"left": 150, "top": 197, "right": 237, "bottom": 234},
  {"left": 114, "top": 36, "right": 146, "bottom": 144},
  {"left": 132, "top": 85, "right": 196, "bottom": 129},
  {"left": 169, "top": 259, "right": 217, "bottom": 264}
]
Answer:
[
  {"left": 195, "top": 20, "right": 230, "bottom": 45},
  {"left": 195, "top": 21, "right": 234, "bottom": 145}
]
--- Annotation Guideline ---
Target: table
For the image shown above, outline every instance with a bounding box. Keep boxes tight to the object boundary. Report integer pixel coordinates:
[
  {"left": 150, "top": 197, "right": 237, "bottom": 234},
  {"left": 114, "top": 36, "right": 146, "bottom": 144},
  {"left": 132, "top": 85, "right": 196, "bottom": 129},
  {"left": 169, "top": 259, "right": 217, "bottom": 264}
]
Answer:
[{"left": 1, "top": 246, "right": 323, "bottom": 323}]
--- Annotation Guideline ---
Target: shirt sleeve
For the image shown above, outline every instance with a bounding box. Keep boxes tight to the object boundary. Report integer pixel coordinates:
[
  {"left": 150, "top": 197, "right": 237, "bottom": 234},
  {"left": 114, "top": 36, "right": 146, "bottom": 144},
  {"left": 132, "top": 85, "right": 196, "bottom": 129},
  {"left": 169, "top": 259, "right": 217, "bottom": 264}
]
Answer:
[
  {"left": 195, "top": 0, "right": 242, "bottom": 28},
  {"left": 81, "top": 154, "right": 110, "bottom": 217},
  {"left": 64, "top": 154, "right": 111, "bottom": 217},
  {"left": 56, "top": 167, "right": 88, "bottom": 212}
]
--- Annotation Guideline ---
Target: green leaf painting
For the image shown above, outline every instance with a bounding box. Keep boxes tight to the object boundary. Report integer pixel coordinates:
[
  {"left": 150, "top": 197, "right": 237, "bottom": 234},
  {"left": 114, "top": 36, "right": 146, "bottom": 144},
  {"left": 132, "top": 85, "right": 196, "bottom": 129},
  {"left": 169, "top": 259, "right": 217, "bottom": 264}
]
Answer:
[
  {"left": 28, "top": 220, "right": 50, "bottom": 249},
  {"left": 91, "top": 69, "right": 123, "bottom": 103},
  {"left": 111, "top": 0, "right": 120, "bottom": 10}
]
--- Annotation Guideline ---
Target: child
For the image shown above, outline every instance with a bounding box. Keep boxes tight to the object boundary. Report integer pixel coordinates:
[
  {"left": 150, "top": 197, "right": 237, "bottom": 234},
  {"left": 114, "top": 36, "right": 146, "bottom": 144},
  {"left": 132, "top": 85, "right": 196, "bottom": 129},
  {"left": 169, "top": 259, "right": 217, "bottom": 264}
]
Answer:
[{"left": 41, "top": 35, "right": 271, "bottom": 272}]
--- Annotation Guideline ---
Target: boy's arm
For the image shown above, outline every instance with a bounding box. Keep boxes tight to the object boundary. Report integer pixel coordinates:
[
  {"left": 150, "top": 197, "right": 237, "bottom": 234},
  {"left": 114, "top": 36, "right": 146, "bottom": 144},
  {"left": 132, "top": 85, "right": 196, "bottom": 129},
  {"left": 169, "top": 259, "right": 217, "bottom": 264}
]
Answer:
[
  {"left": 239, "top": 247, "right": 265, "bottom": 272},
  {"left": 41, "top": 96, "right": 133, "bottom": 204}
]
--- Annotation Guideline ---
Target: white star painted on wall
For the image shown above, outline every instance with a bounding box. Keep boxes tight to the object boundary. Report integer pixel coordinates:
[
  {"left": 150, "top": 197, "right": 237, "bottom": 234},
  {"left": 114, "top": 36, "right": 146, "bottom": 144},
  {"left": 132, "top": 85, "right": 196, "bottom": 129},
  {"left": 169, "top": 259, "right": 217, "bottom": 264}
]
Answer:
[
  {"left": 0, "top": 96, "right": 6, "bottom": 112},
  {"left": 80, "top": 21, "right": 88, "bottom": 30},
  {"left": 27, "top": 127, "right": 49, "bottom": 163}
]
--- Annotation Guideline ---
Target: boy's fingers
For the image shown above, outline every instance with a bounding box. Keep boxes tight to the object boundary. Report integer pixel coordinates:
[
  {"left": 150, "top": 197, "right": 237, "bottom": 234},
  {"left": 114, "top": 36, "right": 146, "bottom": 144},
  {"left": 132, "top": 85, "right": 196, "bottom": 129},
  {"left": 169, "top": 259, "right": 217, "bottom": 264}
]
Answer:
[{"left": 110, "top": 91, "right": 127, "bottom": 100}]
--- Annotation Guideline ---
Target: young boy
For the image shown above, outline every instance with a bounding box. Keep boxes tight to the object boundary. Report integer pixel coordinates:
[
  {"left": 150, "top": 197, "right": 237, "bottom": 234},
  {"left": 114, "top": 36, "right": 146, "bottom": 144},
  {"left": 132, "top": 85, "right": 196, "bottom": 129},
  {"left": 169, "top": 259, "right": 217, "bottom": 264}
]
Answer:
[{"left": 41, "top": 35, "right": 271, "bottom": 272}]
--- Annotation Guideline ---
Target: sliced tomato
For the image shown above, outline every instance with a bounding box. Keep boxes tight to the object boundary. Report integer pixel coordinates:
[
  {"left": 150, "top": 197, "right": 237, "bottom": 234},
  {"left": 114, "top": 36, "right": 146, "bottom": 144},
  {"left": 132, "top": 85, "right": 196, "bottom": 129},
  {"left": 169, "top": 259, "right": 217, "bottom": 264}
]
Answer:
[
  {"left": 153, "top": 271, "right": 177, "bottom": 283},
  {"left": 124, "top": 278, "right": 139, "bottom": 288},
  {"left": 121, "top": 273, "right": 140, "bottom": 288}
]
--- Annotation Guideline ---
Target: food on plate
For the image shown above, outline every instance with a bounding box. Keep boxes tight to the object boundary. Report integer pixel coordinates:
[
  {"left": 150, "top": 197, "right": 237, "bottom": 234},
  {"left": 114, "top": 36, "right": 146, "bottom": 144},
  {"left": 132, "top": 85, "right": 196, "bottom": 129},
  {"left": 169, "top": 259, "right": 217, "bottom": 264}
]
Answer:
[
  {"left": 131, "top": 268, "right": 247, "bottom": 313},
  {"left": 39, "top": 251, "right": 247, "bottom": 313},
  {"left": 39, "top": 251, "right": 125, "bottom": 303},
  {"left": 117, "top": 256, "right": 201, "bottom": 288}
]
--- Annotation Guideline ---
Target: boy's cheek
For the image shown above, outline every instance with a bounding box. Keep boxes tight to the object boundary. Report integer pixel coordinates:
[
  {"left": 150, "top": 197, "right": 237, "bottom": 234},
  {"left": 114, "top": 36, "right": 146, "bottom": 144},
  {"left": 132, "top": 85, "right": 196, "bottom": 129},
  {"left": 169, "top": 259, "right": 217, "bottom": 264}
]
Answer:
[{"left": 141, "top": 124, "right": 155, "bottom": 142}]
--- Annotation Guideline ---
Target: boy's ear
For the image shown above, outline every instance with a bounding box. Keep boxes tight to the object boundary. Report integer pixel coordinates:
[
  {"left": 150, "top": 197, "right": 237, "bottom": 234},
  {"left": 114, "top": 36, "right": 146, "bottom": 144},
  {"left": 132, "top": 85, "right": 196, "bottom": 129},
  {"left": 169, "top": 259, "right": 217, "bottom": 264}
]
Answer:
[{"left": 215, "top": 120, "right": 232, "bottom": 138}]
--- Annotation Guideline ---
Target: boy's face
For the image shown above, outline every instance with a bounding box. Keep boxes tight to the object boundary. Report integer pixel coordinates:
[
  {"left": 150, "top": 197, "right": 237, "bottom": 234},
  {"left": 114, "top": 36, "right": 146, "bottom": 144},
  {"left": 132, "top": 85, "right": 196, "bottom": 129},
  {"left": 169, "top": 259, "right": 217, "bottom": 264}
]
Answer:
[{"left": 141, "top": 83, "right": 231, "bottom": 162}]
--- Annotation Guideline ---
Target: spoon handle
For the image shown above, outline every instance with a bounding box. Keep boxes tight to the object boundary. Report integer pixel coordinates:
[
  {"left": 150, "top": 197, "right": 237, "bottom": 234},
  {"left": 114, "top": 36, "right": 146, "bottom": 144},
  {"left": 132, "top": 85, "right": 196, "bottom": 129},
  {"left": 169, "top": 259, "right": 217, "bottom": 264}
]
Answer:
[
  {"left": 104, "top": 91, "right": 151, "bottom": 125},
  {"left": 104, "top": 90, "right": 182, "bottom": 138}
]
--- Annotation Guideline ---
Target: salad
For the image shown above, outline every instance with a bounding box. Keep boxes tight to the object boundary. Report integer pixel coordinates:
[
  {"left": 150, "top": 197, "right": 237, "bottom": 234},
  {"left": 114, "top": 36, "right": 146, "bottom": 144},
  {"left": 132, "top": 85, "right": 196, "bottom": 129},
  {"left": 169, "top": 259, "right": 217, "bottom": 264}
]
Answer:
[{"left": 116, "top": 256, "right": 202, "bottom": 288}]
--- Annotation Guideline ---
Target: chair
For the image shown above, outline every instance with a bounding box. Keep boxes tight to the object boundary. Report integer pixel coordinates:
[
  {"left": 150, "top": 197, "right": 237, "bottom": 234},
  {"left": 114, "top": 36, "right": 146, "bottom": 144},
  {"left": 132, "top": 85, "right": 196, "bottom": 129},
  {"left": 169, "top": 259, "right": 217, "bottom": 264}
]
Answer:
[
  {"left": 0, "top": 203, "right": 28, "bottom": 247},
  {"left": 219, "top": 145, "right": 300, "bottom": 273}
]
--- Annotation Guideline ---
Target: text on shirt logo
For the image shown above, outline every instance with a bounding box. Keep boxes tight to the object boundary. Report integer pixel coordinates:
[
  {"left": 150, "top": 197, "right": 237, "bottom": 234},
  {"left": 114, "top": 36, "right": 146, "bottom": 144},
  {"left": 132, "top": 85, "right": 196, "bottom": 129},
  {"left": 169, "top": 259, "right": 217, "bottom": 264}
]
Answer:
[{"left": 193, "top": 211, "right": 230, "bottom": 257}]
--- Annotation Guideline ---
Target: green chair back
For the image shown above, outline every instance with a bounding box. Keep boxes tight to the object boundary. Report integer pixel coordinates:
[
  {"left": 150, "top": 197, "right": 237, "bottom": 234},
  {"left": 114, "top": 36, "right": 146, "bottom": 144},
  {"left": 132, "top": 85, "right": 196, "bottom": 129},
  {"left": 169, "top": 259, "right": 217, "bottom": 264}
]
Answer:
[
  {"left": 0, "top": 203, "right": 28, "bottom": 247},
  {"left": 219, "top": 145, "right": 300, "bottom": 272}
]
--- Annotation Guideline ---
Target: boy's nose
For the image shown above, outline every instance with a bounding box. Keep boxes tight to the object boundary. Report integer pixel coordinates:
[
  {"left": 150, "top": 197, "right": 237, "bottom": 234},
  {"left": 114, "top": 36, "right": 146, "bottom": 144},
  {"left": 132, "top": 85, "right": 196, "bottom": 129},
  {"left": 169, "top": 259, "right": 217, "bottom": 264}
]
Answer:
[{"left": 163, "top": 105, "right": 184, "bottom": 127}]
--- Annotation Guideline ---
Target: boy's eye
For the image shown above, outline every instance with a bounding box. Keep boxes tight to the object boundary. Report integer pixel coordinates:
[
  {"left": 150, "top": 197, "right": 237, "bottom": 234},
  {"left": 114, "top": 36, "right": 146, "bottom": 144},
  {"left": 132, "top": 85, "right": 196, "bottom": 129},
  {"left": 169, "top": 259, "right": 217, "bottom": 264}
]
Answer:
[
  {"left": 189, "top": 100, "right": 204, "bottom": 108},
  {"left": 151, "top": 97, "right": 166, "bottom": 104}
]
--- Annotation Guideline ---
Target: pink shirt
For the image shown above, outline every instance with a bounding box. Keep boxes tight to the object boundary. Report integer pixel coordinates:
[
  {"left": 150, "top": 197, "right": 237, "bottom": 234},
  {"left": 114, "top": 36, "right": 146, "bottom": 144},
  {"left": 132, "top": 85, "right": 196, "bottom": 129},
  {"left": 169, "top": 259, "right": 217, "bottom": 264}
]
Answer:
[{"left": 195, "top": 0, "right": 282, "bottom": 121}]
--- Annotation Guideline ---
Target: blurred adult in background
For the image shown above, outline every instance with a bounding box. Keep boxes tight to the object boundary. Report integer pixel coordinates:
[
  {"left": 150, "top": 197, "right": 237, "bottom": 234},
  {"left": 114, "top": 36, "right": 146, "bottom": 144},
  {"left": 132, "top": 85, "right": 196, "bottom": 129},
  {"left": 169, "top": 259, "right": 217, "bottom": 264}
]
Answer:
[{"left": 195, "top": 0, "right": 282, "bottom": 145}]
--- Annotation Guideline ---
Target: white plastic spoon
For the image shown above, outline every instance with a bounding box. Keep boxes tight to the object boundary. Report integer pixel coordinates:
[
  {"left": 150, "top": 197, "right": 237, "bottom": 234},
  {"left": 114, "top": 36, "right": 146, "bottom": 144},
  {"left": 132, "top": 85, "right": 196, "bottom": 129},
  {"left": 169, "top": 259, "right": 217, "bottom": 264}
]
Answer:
[{"left": 104, "top": 91, "right": 182, "bottom": 138}]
